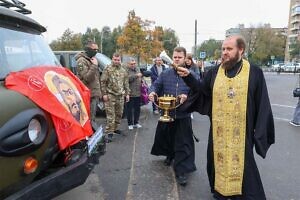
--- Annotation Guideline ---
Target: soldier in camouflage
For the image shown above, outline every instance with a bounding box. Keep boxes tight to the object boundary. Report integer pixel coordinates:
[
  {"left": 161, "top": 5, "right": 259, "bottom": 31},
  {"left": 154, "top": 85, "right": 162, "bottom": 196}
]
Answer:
[
  {"left": 100, "top": 53, "right": 130, "bottom": 142},
  {"left": 75, "top": 40, "right": 101, "bottom": 130}
]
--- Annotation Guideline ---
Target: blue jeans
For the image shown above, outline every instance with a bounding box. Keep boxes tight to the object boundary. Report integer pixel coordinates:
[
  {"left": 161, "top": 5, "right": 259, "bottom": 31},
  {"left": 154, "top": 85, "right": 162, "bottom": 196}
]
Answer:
[{"left": 292, "top": 98, "right": 300, "bottom": 124}]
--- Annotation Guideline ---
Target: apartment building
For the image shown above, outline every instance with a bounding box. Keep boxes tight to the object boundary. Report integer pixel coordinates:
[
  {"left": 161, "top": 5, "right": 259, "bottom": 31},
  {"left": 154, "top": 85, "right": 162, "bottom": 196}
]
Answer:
[{"left": 285, "top": 0, "right": 300, "bottom": 62}]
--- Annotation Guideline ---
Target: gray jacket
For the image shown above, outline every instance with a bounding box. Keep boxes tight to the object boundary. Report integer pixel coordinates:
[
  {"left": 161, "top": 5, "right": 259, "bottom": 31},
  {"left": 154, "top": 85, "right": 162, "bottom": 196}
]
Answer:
[{"left": 127, "top": 67, "right": 142, "bottom": 97}]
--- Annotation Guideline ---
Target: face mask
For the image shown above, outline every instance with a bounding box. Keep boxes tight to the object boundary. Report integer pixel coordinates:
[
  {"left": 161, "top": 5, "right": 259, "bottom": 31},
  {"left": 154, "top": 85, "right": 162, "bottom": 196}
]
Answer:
[{"left": 86, "top": 48, "right": 97, "bottom": 58}]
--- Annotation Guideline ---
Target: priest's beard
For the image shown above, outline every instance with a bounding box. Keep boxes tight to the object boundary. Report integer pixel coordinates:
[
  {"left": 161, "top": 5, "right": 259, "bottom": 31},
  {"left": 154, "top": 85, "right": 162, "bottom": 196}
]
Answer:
[{"left": 222, "top": 52, "right": 240, "bottom": 70}]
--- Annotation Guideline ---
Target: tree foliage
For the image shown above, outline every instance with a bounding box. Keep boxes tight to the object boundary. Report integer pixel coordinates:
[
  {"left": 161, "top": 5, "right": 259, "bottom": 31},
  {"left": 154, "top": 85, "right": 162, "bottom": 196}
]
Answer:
[
  {"left": 162, "top": 28, "right": 179, "bottom": 56},
  {"left": 241, "top": 25, "right": 286, "bottom": 65},
  {"left": 49, "top": 16, "right": 287, "bottom": 66},
  {"left": 117, "top": 10, "right": 150, "bottom": 64},
  {"left": 197, "top": 39, "right": 222, "bottom": 60},
  {"left": 116, "top": 10, "right": 179, "bottom": 64},
  {"left": 81, "top": 27, "right": 101, "bottom": 48},
  {"left": 50, "top": 28, "right": 82, "bottom": 50},
  {"left": 107, "top": 26, "right": 123, "bottom": 58}
]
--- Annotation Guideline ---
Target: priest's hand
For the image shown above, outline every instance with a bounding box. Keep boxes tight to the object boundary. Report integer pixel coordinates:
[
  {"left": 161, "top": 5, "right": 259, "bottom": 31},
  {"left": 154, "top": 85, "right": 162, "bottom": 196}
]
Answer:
[
  {"left": 148, "top": 92, "right": 156, "bottom": 102},
  {"left": 178, "top": 94, "right": 187, "bottom": 104},
  {"left": 177, "top": 66, "right": 190, "bottom": 77},
  {"left": 125, "top": 95, "right": 130, "bottom": 102},
  {"left": 102, "top": 95, "right": 109, "bottom": 102}
]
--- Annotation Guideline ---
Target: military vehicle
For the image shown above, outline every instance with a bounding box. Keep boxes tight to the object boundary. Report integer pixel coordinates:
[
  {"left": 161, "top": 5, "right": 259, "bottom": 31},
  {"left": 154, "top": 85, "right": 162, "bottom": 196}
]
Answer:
[{"left": 0, "top": 1, "right": 105, "bottom": 199}]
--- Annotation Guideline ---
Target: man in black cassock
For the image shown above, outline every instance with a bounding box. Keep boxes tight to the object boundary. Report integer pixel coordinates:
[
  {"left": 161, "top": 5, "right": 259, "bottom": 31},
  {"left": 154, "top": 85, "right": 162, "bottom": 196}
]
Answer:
[
  {"left": 148, "top": 47, "right": 198, "bottom": 186},
  {"left": 177, "top": 35, "right": 275, "bottom": 199}
]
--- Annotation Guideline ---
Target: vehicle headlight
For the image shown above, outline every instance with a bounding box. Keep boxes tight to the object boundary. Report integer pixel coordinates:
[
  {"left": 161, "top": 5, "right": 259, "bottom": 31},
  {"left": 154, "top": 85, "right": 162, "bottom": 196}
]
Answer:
[{"left": 28, "top": 118, "right": 43, "bottom": 144}]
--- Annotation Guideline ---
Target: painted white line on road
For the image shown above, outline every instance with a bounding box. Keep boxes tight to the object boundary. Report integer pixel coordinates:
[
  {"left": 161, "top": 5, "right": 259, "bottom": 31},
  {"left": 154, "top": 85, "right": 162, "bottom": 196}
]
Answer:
[
  {"left": 126, "top": 108, "right": 180, "bottom": 200},
  {"left": 274, "top": 117, "right": 291, "bottom": 122},
  {"left": 271, "top": 104, "right": 296, "bottom": 109},
  {"left": 126, "top": 122, "right": 138, "bottom": 200}
]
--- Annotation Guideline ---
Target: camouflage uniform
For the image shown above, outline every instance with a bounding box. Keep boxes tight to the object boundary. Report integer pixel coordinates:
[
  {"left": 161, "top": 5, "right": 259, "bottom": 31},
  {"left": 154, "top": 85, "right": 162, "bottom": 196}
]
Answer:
[
  {"left": 100, "top": 64, "right": 130, "bottom": 134},
  {"left": 75, "top": 52, "right": 101, "bottom": 129}
]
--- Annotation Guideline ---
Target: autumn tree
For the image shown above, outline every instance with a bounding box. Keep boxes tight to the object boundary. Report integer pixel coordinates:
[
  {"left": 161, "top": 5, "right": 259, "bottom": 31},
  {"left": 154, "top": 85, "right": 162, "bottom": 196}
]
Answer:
[
  {"left": 244, "top": 26, "right": 286, "bottom": 65},
  {"left": 117, "top": 10, "right": 151, "bottom": 64},
  {"left": 148, "top": 26, "right": 164, "bottom": 58},
  {"left": 242, "top": 26, "right": 257, "bottom": 60}
]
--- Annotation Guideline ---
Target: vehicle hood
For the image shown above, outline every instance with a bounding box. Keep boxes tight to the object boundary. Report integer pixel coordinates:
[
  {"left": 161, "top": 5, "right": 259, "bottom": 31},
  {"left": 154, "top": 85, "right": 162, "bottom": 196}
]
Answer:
[{"left": 0, "top": 81, "right": 37, "bottom": 127}]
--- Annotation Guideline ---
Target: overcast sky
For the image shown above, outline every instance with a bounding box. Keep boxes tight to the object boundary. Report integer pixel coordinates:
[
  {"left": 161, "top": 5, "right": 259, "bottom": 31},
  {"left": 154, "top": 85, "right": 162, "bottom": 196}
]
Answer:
[{"left": 22, "top": 0, "right": 290, "bottom": 53}]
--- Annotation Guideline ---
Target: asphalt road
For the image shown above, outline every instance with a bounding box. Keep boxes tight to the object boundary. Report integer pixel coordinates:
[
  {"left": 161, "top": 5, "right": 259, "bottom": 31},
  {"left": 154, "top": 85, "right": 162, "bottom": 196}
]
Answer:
[{"left": 55, "top": 72, "right": 300, "bottom": 200}]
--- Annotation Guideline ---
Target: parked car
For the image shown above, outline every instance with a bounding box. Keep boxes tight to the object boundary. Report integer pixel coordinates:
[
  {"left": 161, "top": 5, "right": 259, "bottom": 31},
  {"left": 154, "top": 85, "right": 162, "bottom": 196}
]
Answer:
[
  {"left": 0, "top": 1, "right": 105, "bottom": 199},
  {"left": 271, "top": 63, "right": 285, "bottom": 72},
  {"left": 282, "top": 63, "right": 300, "bottom": 73},
  {"left": 203, "top": 61, "right": 216, "bottom": 72},
  {"left": 53, "top": 51, "right": 112, "bottom": 115}
]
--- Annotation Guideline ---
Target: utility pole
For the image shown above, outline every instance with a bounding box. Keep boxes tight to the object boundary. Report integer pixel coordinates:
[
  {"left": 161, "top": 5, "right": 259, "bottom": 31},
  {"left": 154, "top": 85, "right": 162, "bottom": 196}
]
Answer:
[
  {"left": 194, "top": 19, "right": 197, "bottom": 57},
  {"left": 100, "top": 31, "right": 104, "bottom": 53}
]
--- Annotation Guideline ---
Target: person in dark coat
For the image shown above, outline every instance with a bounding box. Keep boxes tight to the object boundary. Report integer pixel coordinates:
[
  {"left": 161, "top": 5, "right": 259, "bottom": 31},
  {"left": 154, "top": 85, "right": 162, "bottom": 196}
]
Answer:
[
  {"left": 150, "top": 57, "right": 167, "bottom": 114},
  {"left": 290, "top": 74, "right": 300, "bottom": 126},
  {"left": 126, "top": 58, "right": 143, "bottom": 130},
  {"left": 75, "top": 40, "right": 101, "bottom": 131},
  {"left": 177, "top": 35, "right": 275, "bottom": 199},
  {"left": 185, "top": 53, "right": 200, "bottom": 76},
  {"left": 148, "top": 47, "right": 199, "bottom": 186}
]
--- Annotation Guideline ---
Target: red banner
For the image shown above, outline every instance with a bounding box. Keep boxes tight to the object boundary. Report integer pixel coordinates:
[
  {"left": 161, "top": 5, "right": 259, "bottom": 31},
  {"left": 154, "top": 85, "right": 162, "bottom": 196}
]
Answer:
[{"left": 5, "top": 66, "right": 93, "bottom": 150}]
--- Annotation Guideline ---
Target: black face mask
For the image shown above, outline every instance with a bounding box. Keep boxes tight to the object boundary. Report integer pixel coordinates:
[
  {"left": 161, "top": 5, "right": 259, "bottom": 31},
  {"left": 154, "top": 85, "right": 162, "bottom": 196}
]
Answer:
[{"left": 85, "top": 48, "right": 97, "bottom": 58}]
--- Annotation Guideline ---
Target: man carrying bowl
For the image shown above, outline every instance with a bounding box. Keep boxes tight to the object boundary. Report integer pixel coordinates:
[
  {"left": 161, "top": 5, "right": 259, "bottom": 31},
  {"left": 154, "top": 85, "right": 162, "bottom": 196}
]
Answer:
[{"left": 148, "top": 47, "right": 200, "bottom": 186}]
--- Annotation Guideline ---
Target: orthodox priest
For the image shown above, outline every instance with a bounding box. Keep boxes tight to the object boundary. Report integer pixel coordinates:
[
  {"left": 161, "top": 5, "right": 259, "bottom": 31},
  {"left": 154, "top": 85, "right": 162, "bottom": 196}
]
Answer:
[{"left": 177, "top": 35, "right": 275, "bottom": 199}]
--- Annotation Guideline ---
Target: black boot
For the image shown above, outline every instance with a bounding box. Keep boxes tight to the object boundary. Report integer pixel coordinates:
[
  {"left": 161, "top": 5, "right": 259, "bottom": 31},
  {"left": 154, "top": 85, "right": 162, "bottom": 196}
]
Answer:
[
  {"left": 176, "top": 173, "right": 187, "bottom": 186},
  {"left": 105, "top": 133, "right": 113, "bottom": 143},
  {"left": 114, "top": 130, "right": 122, "bottom": 134},
  {"left": 163, "top": 156, "right": 173, "bottom": 166}
]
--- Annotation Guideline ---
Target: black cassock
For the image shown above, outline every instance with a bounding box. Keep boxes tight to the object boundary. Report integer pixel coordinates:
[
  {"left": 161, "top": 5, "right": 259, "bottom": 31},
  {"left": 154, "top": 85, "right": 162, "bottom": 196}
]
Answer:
[
  {"left": 151, "top": 117, "right": 197, "bottom": 175},
  {"left": 180, "top": 63, "right": 275, "bottom": 200}
]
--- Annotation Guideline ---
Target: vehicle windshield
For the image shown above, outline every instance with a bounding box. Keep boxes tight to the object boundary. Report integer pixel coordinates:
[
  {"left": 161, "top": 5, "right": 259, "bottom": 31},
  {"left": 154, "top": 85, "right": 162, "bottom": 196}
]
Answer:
[{"left": 0, "top": 27, "right": 60, "bottom": 79}]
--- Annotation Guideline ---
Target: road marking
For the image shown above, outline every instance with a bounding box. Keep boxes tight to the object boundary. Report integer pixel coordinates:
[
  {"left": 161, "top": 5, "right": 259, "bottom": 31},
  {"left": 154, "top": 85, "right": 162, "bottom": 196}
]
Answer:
[
  {"left": 274, "top": 117, "right": 291, "bottom": 122},
  {"left": 126, "top": 106, "right": 180, "bottom": 200},
  {"left": 126, "top": 121, "right": 139, "bottom": 200},
  {"left": 271, "top": 104, "right": 296, "bottom": 109}
]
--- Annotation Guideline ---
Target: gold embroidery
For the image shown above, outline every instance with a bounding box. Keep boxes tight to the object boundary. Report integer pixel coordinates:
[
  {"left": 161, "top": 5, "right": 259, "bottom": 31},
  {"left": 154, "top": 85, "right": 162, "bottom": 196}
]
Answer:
[{"left": 212, "top": 59, "right": 250, "bottom": 196}]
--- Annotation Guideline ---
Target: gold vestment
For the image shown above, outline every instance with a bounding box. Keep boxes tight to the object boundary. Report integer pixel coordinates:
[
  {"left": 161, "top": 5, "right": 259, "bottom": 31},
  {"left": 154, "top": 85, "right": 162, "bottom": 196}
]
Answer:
[{"left": 212, "top": 59, "right": 250, "bottom": 196}]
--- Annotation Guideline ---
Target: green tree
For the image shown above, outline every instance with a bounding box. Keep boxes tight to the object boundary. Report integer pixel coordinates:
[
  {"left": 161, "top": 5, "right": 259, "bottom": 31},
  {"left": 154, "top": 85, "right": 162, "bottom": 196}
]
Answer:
[
  {"left": 100, "top": 26, "right": 111, "bottom": 55},
  {"left": 81, "top": 27, "right": 101, "bottom": 48},
  {"left": 244, "top": 26, "right": 286, "bottom": 65},
  {"left": 50, "top": 28, "right": 82, "bottom": 50},
  {"left": 162, "top": 28, "right": 179, "bottom": 56},
  {"left": 106, "top": 26, "right": 123, "bottom": 58},
  {"left": 197, "top": 39, "right": 222, "bottom": 60}
]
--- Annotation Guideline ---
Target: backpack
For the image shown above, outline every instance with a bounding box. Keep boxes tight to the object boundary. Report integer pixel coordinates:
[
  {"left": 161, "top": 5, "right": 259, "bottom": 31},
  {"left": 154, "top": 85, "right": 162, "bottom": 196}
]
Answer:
[{"left": 140, "top": 79, "right": 149, "bottom": 106}]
